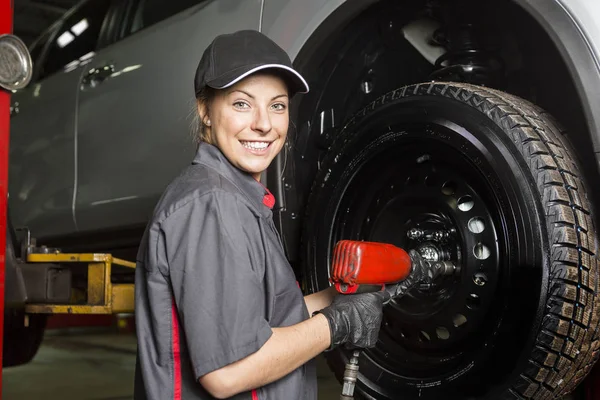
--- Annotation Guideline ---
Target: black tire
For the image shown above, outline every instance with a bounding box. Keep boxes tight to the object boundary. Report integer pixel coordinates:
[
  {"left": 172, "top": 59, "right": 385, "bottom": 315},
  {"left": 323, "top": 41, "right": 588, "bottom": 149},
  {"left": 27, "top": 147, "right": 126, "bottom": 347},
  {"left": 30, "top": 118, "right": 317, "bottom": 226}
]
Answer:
[
  {"left": 3, "top": 309, "right": 46, "bottom": 367},
  {"left": 302, "top": 82, "right": 600, "bottom": 399}
]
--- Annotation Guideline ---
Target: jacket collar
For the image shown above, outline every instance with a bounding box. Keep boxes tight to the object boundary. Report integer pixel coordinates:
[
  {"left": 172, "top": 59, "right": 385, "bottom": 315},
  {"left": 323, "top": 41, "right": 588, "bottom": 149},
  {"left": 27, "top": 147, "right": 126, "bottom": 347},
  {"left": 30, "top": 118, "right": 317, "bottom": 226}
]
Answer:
[{"left": 192, "top": 143, "right": 275, "bottom": 216}]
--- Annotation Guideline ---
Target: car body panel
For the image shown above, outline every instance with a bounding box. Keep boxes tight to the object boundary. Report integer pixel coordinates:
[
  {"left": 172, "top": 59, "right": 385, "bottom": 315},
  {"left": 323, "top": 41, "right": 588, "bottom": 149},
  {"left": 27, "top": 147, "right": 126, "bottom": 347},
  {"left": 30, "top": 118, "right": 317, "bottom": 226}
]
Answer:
[
  {"left": 8, "top": 61, "right": 81, "bottom": 238},
  {"left": 558, "top": 0, "right": 600, "bottom": 73},
  {"left": 557, "top": 0, "right": 600, "bottom": 172},
  {"left": 523, "top": 0, "right": 600, "bottom": 155},
  {"left": 74, "top": 0, "right": 262, "bottom": 234},
  {"left": 261, "top": 0, "right": 379, "bottom": 61},
  {"left": 261, "top": 0, "right": 344, "bottom": 61}
]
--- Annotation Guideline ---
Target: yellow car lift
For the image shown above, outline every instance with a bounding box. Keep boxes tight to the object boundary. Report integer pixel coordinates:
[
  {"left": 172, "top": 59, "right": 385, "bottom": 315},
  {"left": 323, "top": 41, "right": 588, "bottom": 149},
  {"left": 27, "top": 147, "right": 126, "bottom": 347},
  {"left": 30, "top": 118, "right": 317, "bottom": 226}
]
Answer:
[{"left": 24, "top": 252, "right": 136, "bottom": 315}]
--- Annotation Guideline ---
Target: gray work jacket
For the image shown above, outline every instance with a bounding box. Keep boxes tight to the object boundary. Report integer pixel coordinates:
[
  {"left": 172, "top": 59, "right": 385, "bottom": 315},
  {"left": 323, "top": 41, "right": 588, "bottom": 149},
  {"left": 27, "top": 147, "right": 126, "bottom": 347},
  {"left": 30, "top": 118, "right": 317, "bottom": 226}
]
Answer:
[{"left": 133, "top": 143, "right": 317, "bottom": 400}]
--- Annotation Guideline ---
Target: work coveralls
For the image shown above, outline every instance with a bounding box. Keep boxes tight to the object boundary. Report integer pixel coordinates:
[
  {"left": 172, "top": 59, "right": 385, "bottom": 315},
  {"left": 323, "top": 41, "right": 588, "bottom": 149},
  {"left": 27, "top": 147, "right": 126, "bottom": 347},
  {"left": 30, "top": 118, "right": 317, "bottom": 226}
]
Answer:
[{"left": 133, "top": 143, "right": 317, "bottom": 400}]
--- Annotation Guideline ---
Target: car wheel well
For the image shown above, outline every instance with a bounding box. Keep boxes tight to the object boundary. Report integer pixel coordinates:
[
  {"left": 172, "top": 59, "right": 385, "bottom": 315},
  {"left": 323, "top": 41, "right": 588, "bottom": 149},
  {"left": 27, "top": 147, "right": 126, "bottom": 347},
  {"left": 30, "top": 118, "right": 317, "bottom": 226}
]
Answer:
[{"left": 275, "top": 0, "right": 600, "bottom": 269}]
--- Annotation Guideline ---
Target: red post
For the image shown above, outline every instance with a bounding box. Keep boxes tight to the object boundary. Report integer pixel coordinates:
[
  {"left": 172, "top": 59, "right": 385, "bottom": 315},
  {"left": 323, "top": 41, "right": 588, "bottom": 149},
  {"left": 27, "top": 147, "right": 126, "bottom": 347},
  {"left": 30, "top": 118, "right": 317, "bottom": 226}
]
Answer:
[{"left": 0, "top": 0, "right": 14, "bottom": 396}]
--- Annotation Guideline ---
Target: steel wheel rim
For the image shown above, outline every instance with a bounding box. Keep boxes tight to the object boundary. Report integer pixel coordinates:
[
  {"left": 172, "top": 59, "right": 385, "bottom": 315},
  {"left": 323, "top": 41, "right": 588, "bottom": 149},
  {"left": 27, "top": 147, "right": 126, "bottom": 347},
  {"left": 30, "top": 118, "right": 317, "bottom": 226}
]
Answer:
[{"left": 327, "top": 124, "right": 507, "bottom": 380}]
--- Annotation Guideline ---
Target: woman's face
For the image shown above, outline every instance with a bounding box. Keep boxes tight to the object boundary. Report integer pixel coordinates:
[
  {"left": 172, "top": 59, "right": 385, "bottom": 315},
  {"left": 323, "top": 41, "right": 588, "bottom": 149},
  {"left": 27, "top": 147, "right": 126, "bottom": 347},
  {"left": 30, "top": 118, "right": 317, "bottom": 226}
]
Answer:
[{"left": 200, "top": 73, "right": 289, "bottom": 181}]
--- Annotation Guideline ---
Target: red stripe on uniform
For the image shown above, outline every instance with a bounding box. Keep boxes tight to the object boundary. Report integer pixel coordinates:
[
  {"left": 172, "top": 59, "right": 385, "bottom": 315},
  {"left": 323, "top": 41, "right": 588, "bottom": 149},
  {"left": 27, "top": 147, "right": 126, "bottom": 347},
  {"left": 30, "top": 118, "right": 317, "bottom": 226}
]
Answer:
[
  {"left": 257, "top": 181, "right": 276, "bottom": 209},
  {"left": 171, "top": 299, "right": 182, "bottom": 400},
  {"left": 252, "top": 389, "right": 259, "bottom": 400},
  {"left": 262, "top": 192, "right": 275, "bottom": 209}
]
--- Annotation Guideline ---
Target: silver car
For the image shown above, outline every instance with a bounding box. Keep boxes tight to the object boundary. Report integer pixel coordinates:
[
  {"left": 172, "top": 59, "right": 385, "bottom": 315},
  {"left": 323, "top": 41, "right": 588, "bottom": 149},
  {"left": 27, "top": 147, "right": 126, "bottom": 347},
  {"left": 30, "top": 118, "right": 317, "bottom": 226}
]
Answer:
[{"left": 6, "top": 0, "right": 600, "bottom": 398}]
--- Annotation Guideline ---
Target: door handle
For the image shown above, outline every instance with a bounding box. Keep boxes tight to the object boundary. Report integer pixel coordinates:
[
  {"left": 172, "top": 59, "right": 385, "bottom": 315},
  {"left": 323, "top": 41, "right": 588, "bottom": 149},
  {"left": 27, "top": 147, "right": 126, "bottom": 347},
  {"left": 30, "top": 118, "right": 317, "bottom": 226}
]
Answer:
[{"left": 81, "top": 64, "right": 115, "bottom": 89}]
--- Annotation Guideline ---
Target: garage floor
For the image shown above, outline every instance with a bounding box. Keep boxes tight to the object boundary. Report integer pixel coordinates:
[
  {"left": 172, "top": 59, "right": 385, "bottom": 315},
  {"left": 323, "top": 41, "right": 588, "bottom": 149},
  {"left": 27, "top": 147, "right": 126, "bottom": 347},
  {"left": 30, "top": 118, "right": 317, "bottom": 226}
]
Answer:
[
  {"left": 2, "top": 328, "right": 342, "bottom": 400},
  {"left": 3, "top": 329, "right": 583, "bottom": 399}
]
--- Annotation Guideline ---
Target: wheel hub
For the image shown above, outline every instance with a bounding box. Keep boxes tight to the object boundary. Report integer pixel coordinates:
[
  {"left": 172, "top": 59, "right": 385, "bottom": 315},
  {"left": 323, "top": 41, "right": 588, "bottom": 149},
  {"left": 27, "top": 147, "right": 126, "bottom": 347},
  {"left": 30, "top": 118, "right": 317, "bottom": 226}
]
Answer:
[{"left": 417, "top": 241, "right": 443, "bottom": 262}]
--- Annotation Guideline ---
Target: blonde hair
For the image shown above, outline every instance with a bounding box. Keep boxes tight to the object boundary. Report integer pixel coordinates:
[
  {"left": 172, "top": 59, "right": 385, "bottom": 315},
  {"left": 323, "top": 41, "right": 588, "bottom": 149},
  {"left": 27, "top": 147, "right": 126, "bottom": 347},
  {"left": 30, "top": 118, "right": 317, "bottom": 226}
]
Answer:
[{"left": 191, "top": 86, "right": 216, "bottom": 145}]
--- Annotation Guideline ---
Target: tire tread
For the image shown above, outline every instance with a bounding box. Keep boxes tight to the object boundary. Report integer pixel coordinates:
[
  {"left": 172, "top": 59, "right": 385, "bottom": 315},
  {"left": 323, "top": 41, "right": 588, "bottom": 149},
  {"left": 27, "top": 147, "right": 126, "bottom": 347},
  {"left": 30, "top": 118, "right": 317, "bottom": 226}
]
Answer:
[{"left": 442, "top": 83, "right": 600, "bottom": 399}]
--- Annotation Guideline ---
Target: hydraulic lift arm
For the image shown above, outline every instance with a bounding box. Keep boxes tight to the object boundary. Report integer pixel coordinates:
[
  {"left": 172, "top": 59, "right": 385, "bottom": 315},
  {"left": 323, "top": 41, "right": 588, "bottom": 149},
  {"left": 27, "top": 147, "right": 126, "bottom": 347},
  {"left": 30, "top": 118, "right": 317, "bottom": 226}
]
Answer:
[{"left": 24, "top": 252, "right": 136, "bottom": 315}]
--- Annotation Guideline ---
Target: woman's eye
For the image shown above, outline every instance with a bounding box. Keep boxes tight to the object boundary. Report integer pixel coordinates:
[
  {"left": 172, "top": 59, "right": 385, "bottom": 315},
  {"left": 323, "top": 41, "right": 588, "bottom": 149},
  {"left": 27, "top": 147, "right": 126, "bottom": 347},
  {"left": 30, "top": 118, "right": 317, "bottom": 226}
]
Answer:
[
  {"left": 272, "top": 103, "right": 286, "bottom": 111},
  {"left": 233, "top": 101, "right": 249, "bottom": 109}
]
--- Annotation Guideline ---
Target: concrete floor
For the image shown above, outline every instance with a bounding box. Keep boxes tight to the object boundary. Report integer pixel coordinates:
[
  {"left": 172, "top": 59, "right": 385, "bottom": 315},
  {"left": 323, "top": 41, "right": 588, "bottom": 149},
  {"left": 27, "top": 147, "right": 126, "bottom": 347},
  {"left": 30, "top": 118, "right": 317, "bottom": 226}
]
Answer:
[
  {"left": 3, "top": 329, "right": 584, "bottom": 400},
  {"left": 2, "top": 329, "right": 342, "bottom": 400}
]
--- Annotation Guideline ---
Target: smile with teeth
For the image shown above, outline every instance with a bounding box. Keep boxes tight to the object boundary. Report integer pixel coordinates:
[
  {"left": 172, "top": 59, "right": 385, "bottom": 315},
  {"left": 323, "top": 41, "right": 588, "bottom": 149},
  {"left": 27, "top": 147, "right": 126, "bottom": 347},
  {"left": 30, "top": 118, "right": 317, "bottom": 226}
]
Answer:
[{"left": 240, "top": 141, "right": 271, "bottom": 151}]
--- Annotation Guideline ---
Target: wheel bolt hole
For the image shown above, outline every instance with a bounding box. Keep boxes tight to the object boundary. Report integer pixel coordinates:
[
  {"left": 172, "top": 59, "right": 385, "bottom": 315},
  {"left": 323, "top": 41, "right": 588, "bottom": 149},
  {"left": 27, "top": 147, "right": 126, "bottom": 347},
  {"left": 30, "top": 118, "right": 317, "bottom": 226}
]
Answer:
[
  {"left": 453, "top": 313, "right": 467, "bottom": 328},
  {"left": 361, "top": 80, "right": 373, "bottom": 94},
  {"left": 419, "top": 331, "right": 431, "bottom": 342},
  {"left": 442, "top": 181, "right": 456, "bottom": 196},
  {"left": 436, "top": 327, "right": 450, "bottom": 340},
  {"left": 458, "top": 195, "right": 474, "bottom": 212},
  {"left": 473, "top": 243, "right": 491, "bottom": 260},
  {"left": 468, "top": 217, "right": 485, "bottom": 234},
  {"left": 466, "top": 293, "right": 481, "bottom": 309},
  {"left": 473, "top": 272, "right": 488, "bottom": 286}
]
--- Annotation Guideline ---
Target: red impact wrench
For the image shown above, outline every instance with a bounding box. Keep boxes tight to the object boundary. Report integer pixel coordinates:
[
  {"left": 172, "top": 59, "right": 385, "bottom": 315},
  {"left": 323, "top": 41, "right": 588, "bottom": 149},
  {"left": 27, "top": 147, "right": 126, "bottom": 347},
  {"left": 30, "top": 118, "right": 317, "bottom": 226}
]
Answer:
[{"left": 330, "top": 240, "right": 457, "bottom": 400}]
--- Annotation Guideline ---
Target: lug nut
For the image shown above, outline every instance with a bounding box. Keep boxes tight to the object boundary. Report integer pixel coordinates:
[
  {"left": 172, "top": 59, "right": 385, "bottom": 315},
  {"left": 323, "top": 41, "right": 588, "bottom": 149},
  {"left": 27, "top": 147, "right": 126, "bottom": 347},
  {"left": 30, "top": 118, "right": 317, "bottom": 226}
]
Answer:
[
  {"left": 473, "top": 273, "right": 487, "bottom": 286},
  {"left": 407, "top": 228, "right": 424, "bottom": 240}
]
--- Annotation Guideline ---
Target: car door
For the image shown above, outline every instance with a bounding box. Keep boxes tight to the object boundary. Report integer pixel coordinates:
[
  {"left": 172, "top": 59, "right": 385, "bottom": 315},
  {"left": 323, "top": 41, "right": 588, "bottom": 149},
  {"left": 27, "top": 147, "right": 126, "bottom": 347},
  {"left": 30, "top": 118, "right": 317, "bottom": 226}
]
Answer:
[
  {"left": 74, "top": 0, "right": 263, "bottom": 234},
  {"left": 8, "top": 0, "right": 112, "bottom": 240}
]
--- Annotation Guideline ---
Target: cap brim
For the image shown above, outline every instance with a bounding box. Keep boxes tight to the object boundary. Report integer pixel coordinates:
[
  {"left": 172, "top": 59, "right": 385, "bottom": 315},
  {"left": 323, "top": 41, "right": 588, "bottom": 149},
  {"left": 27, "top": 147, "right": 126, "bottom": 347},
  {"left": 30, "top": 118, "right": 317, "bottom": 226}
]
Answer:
[{"left": 207, "top": 63, "right": 309, "bottom": 95}]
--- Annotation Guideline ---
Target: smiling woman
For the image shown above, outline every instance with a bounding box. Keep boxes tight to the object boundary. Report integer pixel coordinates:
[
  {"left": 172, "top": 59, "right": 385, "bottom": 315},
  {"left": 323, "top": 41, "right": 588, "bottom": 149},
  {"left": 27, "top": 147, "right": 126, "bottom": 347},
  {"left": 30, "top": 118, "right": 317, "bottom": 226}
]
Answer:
[
  {"left": 133, "top": 29, "right": 390, "bottom": 400},
  {"left": 195, "top": 72, "right": 290, "bottom": 181}
]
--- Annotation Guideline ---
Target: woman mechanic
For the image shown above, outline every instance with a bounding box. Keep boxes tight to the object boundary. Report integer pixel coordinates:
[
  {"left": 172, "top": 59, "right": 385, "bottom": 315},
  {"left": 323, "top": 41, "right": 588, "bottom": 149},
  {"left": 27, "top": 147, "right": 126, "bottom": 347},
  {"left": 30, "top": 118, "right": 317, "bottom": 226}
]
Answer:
[{"left": 133, "top": 30, "right": 390, "bottom": 400}]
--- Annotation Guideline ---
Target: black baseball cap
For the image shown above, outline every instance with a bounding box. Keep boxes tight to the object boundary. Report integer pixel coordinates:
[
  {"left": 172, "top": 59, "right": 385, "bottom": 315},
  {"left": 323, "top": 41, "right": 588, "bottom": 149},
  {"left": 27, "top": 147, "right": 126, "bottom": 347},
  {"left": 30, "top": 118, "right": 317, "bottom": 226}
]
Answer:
[{"left": 194, "top": 30, "right": 309, "bottom": 97}]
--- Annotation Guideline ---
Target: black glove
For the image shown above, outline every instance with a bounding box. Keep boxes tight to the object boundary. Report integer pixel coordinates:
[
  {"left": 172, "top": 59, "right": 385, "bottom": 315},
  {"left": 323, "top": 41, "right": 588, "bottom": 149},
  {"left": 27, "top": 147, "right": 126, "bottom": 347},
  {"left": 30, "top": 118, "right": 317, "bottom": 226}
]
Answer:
[
  {"left": 384, "top": 249, "right": 425, "bottom": 300},
  {"left": 316, "top": 290, "right": 390, "bottom": 350}
]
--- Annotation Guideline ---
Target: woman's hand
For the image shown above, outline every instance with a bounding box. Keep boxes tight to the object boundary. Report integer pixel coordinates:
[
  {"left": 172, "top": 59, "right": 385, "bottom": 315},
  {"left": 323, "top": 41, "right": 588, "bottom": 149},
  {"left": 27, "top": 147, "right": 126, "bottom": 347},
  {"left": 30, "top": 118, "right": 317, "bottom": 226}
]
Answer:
[{"left": 316, "top": 290, "right": 390, "bottom": 350}]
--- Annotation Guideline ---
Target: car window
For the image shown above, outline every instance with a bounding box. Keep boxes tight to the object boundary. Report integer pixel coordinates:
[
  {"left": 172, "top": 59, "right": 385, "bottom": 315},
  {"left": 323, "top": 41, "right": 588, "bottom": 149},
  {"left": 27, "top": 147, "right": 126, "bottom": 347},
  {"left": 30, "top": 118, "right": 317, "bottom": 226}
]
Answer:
[
  {"left": 130, "top": 0, "right": 205, "bottom": 34},
  {"left": 38, "top": 0, "right": 112, "bottom": 80}
]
